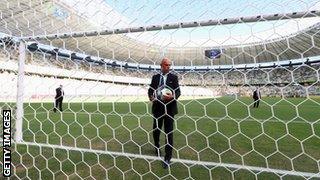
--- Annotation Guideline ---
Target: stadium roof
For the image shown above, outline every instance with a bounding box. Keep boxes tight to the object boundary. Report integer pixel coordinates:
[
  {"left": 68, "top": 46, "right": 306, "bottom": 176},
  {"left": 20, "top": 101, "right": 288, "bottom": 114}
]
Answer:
[{"left": 1, "top": 0, "right": 320, "bottom": 66}]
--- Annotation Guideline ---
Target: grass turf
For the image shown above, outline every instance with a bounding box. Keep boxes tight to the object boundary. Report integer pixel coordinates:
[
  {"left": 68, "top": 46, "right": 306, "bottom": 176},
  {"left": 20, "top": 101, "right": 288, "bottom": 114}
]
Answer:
[{"left": 1, "top": 96, "right": 320, "bottom": 179}]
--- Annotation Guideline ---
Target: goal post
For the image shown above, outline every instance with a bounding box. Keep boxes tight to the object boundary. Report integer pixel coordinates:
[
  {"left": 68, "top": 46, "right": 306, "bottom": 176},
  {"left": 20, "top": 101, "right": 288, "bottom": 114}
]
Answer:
[{"left": 15, "top": 41, "right": 25, "bottom": 143}]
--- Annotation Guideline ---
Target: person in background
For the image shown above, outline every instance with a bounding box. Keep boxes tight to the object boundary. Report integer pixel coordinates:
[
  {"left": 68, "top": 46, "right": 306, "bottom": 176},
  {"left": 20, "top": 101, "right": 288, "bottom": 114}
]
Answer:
[
  {"left": 253, "top": 87, "right": 261, "bottom": 108},
  {"left": 53, "top": 85, "right": 64, "bottom": 112}
]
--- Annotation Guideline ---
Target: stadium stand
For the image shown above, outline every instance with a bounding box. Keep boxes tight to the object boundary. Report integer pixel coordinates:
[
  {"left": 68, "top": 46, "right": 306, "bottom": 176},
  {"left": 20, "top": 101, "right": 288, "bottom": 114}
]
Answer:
[{"left": 0, "top": 47, "right": 319, "bottom": 101}]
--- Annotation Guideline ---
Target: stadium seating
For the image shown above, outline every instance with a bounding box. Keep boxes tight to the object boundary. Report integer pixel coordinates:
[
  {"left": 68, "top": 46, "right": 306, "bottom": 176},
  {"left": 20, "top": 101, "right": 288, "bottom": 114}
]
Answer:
[{"left": 0, "top": 48, "right": 319, "bottom": 100}]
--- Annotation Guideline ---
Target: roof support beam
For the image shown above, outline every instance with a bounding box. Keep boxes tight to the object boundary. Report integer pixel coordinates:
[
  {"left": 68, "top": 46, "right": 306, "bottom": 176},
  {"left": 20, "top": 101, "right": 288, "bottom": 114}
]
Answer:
[{"left": 20, "top": 10, "right": 320, "bottom": 41}]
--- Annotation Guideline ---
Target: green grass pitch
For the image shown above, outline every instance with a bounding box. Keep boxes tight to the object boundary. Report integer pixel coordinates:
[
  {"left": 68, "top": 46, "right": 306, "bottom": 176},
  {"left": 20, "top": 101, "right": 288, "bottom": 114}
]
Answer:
[{"left": 1, "top": 96, "right": 320, "bottom": 179}]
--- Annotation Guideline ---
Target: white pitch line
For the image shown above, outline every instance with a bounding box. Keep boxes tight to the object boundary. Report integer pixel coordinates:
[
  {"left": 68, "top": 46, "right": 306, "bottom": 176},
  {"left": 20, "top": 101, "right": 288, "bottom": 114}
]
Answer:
[
  {"left": 23, "top": 111, "right": 319, "bottom": 124},
  {"left": 17, "top": 142, "right": 320, "bottom": 178}
]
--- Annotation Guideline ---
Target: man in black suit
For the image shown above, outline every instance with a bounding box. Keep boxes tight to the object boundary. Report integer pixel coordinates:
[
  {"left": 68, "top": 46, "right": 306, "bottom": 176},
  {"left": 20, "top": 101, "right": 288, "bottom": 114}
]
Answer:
[
  {"left": 253, "top": 87, "right": 261, "bottom": 108},
  {"left": 148, "top": 58, "right": 181, "bottom": 169},
  {"left": 54, "top": 85, "right": 64, "bottom": 112}
]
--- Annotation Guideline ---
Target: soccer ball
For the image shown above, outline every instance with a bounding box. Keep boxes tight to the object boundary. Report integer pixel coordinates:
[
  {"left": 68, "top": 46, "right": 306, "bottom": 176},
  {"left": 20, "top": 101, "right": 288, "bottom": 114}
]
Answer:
[
  {"left": 156, "top": 87, "right": 173, "bottom": 101},
  {"left": 160, "top": 88, "right": 173, "bottom": 100}
]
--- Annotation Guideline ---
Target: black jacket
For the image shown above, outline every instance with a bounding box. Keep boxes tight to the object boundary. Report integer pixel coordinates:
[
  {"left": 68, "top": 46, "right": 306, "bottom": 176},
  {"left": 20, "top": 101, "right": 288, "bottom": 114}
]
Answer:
[
  {"left": 253, "top": 90, "right": 261, "bottom": 100},
  {"left": 148, "top": 72, "right": 181, "bottom": 116},
  {"left": 55, "top": 87, "right": 64, "bottom": 99}
]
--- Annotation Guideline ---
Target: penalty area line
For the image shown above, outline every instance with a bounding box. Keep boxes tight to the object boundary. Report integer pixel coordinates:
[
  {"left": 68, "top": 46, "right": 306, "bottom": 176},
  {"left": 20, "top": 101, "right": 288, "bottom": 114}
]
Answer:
[{"left": 23, "top": 111, "right": 318, "bottom": 124}]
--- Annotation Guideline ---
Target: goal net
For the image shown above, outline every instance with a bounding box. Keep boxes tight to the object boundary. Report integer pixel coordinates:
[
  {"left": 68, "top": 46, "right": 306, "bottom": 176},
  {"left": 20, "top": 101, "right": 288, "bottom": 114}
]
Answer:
[{"left": 1, "top": 0, "right": 320, "bottom": 179}]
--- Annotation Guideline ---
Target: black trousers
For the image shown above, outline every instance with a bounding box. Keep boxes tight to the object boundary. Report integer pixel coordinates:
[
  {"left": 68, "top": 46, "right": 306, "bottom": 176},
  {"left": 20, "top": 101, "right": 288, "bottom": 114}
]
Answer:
[
  {"left": 153, "top": 114, "right": 174, "bottom": 161},
  {"left": 253, "top": 99, "right": 260, "bottom": 108},
  {"left": 54, "top": 98, "right": 63, "bottom": 112}
]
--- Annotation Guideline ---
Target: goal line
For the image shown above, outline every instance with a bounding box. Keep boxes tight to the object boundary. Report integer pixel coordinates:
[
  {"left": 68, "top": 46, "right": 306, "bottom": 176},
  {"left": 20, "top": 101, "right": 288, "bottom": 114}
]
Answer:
[{"left": 16, "top": 141, "right": 320, "bottom": 178}]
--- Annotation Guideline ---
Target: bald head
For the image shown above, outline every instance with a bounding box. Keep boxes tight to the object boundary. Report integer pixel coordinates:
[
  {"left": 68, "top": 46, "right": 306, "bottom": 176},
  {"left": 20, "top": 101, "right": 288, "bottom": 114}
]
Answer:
[{"left": 160, "top": 58, "right": 171, "bottom": 74}]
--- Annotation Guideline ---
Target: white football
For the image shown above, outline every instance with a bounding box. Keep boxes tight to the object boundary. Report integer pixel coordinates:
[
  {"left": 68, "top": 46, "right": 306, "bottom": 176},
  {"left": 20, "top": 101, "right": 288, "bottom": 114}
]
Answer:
[{"left": 161, "top": 88, "right": 172, "bottom": 97}]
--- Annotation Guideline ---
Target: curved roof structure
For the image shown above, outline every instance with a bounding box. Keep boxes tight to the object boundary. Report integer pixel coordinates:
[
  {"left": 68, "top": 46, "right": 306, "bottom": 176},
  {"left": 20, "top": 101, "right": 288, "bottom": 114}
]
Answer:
[{"left": 1, "top": 0, "right": 320, "bottom": 66}]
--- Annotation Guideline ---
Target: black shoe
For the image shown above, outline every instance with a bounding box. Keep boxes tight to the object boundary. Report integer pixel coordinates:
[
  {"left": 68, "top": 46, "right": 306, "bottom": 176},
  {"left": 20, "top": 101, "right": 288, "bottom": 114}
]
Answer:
[{"left": 162, "top": 160, "right": 170, "bottom": 169}]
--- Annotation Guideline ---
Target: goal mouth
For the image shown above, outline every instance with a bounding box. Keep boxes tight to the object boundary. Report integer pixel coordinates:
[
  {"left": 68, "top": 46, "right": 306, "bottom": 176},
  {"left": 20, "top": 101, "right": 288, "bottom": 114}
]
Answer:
[{"left": 1, "top": 0, "right": 320, "bottom": 179}]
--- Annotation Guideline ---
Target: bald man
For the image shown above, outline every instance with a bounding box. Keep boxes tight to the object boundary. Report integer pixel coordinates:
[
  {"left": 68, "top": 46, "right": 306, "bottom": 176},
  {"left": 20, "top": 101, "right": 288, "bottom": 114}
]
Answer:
[{"left": 148, "top": 58, "right": 181, "bottom": 169}]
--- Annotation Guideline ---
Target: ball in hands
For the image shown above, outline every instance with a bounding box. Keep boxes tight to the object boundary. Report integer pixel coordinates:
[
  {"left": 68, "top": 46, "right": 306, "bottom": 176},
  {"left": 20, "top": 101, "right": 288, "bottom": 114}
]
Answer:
[{"left": 160, "top": 88, "right": 173, "bottom": 100}]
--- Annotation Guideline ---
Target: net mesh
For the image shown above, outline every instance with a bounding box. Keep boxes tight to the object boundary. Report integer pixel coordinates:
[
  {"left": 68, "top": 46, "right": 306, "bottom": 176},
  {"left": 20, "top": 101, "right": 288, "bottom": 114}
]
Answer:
[{"left": 0, "top": 0, "right": 320, "bottom": 179}]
